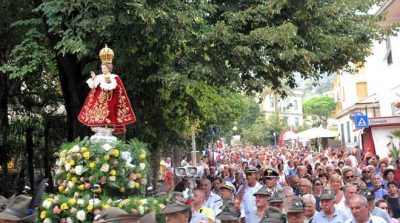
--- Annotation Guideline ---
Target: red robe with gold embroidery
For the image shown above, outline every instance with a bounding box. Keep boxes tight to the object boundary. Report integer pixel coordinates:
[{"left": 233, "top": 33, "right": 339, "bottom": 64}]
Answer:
[{"left": 78, "top": 75, "right": 136, "bottom": 134}]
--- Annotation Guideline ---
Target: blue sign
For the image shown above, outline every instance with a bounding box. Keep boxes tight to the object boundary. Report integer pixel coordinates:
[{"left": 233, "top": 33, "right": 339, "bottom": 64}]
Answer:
[
  {"left": 349, "top": 111, "right": 364, "bottom": 123},
  {"left": 355, "top": 115, "right": 369, "bottom": 129}
]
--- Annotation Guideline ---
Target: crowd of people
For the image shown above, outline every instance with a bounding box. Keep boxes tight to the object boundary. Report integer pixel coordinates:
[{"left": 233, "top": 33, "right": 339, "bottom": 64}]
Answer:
[{"left": 160, "top": 145, "right": 400, "bottom": 223}]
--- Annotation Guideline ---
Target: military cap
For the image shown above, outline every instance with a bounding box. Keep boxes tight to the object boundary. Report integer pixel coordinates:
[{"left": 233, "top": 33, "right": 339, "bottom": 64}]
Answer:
[
  {"left": 245, "top": 166, "right": 259, "bottom": 174},
  {"left": 162, "top": 192, "right": 191, "bottom": 214},
  {"left": 253, "top": 186, "right": 272, "bottom": 196},
  {"left": 268, "top": 190, "right": 285, "bottom": 203},
  {"left": 94, "top": 207, "right": 156, "bottom": 223},
  {"left": 263, "top": 168, "right": 279, "bottom": 178},
  {"left": 216, "top": 201, "right": 241, "bottom": 221},
  {"left": 220, "top": 182, "right": 236, "bottom": 194},
  {"left": 259, "top": 206, "right": 287, "bottom": 223},
  {"left": 287, "top": 196, "right": 305, "bottom": 213},
  {"left": 0, "top": 195, "right": 36, "bottom": 223},
  {"left": 320, "top": 188, "right": 335, "bottom": 200},
  {"left": 361, "top": 188, "right": 375, "bottom": 201}
]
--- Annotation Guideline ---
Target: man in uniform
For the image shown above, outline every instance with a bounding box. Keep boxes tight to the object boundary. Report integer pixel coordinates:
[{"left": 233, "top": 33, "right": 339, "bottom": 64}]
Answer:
[
  {"left": 246, "top": 186, "right": 271, "bottom": 223},
  {"left": 216, "top": 201, "right": 241, "bottom": 223},
  {"left": 312, "top": 189, "right": 349, "bottom": 223},
  {"left": 0, "top": 195, "right": 36, "bottom": 223},
  {"left": 162, "top": 192, "right": 193, "bottom": 223},
  {"left": 95, "top": 207, "right": 156, "bottom": 223},
  {"left": 219, "top": 182, "right": 245, "bottom": 223},
  {"left": 259, "top": 206, "right": 287, "bottom": 223},
  {"left": 268, "top": 190, "right": 285, "bottom": 212},
  {"left": 286, "top": 196, "right": 305, "bottom": 223},
  {"left": 263, "top": 168, "right": 282, "bottom": 195},
  {"left": 239, "top": 167, "right": 263, "bottom": 216}
]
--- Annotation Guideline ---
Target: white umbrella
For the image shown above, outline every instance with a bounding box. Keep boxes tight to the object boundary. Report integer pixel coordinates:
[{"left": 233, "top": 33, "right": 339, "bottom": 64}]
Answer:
[
  {"left": 282, "top": 131, "right": 297, "bottom": 141},
  {"left": 297, "top": 127, "right": 338, "bottom": 140}
]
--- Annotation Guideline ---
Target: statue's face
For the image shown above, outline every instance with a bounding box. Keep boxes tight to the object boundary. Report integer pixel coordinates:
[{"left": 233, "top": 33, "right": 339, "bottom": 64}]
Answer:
[{"left": 101, "top": 65, "right": 110, "bottom": 74}]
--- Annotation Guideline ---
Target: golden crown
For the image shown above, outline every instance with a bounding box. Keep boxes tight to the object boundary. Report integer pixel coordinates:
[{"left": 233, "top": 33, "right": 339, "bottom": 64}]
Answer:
[{"left": 99, "top": 44, "right": 114, "bottom": 64}]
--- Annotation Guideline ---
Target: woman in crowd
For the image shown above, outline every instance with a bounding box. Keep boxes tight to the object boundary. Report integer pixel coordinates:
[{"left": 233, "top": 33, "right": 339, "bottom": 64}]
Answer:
[
  {"left": 375, "top": 199, "right": 399, "bottom": 223},
  {"left": 329, "top": 174, "right": 345, "bottom": 206}
]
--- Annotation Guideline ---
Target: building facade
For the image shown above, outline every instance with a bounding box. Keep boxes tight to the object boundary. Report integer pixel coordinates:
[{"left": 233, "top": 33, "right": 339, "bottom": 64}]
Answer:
[{"left": 332, "top": 0, "right": 400, "bottom": 156}]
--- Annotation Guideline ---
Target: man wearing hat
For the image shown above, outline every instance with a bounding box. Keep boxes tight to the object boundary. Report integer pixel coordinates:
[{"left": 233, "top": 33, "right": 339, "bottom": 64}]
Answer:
[
  {"left": 345, "top": 195, "right": 386, "bottom": 223},
  {"left": 286, "top": 196, "right": 305, "bottom": 223},
  {"left": 240, "top": 167, "right": 262, "bottom": 216},
  {"left": 246, "top": 186, "right": 271, "bottom": 223},
  {"left": 0, "top": 195, "right": 36, "bottom": 223},
  {"left": 94, "top": 207, "right": 156, "bottom": 223},
  {"left": 259, "top": 206, "right": 287, "bottom": 223},
  {"left": 312, "top": 189, "right": 349, "bottom": 223},
  {"left": 263, "top": 168, "right": 282, "bottom": 195},
  {"left": 216, "top": 201, "right": 241, "bottom": 223},
  {"left": 219, "top": 182, "right": 245, "bottom": 223},
  {"left": 162, "top": 192, "right": 192, "bottom": 223},
  {"left": 268, "top": 190, "right": 285, "bottom": 212},
  {"left": 361, "top": 188, "right": 391, "bottom": 223}
]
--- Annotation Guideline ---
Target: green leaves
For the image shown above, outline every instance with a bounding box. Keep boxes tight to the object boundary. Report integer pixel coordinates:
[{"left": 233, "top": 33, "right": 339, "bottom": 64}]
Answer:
[{"left": 303, "top": 96, "right": 336, "bottom": 127}]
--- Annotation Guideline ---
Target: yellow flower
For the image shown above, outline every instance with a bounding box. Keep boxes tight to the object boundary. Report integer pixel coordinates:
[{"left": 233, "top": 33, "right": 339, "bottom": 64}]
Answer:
[
  {"left": 58, "top": 186, "right": 65, "bottom": 193},
  {"left": 71, "top": 177, "right": 78, "bottom": 183},
  {"left": 60, "top": 203, "right": 69, "bottom": 210},
  {"left": 60, "top": 152, "right": 66, "bottom": 158},
  {"left": 78, "top": 184, "right": 85, "bottom": 191},
  {"left": 89, "top": 162, "right": 96, "bottom": 168},
  {"left": 136, "top": 173, "right": 141, "bottom": 178},
  {"left": 119, "top": 187, "right": 125, "bottom": 193},
  {"left": 139, "top": 153, "right": 146, "bottom": 160},
  {"left": 87, "top": 204, "right": 93, "bottom": 212},
  {"left": 68, "top": 198, "right": 76, "bottom": 206},
  {"left": 83, "top": 151, "right": 90, "bottom": 159},
  {"left": 134, "top": 182, "right": 140, "bottom": 189},
  {"left": 112, "top": 149, "right": 120, "bottom": 157},
  {"left": 109, "top": 170, "right": 116, "bottom": 176},
  {"left": 69, "top": 160, "right": 75, "bottom": 166},
  {"left": 67, "top": 149, "right": 72, "bottom": 154},
  {"left": 158, "top": 204, "right": 165, "bottom": 210},
  {"left": 104, "top": 154, "right": 110, "bottom": 161},
  {"left": 40, "top": 211, "right": 46, "bottom": 219},
  {"left": 66, "top": 173, "right": 71, "bottom": 180},
  {"left": 102, "top": 204, "right": 110, "bottom": 209},
  {"left": 96, "top": 188, "right": 102, "bottom": 193},
  {"left": 80, "top": 147, "right": 88, "bottom": 152}
]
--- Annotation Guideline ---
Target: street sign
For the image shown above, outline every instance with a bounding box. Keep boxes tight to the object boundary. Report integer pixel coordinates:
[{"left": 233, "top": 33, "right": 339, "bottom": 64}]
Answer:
[
  {"left": 355, "top": 115, "right": 369, "bottom": 129},
  {"left": 349, "top": 111, "right": 364, "bottom": 123}
]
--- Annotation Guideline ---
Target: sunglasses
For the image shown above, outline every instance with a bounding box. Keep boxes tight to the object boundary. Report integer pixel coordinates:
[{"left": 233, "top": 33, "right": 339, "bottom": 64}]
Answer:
[
  {"left": 362, "top": 171, "right": 370, "bottom": 173},
  {"left": 314, "top": 183, "right": 322, "bottom": 186},
  {"left": 346, "top": 175, "right": 355, "bottom": 179}
]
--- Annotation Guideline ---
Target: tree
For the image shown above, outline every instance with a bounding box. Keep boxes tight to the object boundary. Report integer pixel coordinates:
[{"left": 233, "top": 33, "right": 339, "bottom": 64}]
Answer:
[
  {"left": 241, "top": 114, "right": 284, "bottom": 146},
  {"left": 303, "top": 96, "right": 336, "bottom": 128}
]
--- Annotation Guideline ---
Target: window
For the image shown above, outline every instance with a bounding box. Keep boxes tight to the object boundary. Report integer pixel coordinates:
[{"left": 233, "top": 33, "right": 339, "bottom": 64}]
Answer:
[
  {"left": 346, "top": 121, "right": 351, "bottom": 143},
  {"left": 354, "top": 136, "right": 358, "bottom": 143},
  {"left": 293, "top": 100, "right": 298, "bottom": 110},
  {"left": 283, "top": 117, "right": 289, "bottom": 125},
  {"left": 386, "top": 37, "right": 393, "bottom": 65},
  {"left": 356, "top": 82, "right": 368, "bottom": 99},
  {"left": 341, "top": 123, "right": 345, "bottom": 144},
  {"left": 270, "top": 96, "right": 274, "bottom": 108},
  {"left": 295, "top": 117, "right": 299, "bottom": 127}
]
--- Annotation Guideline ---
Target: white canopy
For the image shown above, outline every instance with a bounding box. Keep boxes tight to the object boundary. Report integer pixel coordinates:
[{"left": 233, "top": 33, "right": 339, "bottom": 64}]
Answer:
[
  {"left": 297, "top": 127, "right": 338, "bottom": 140},
  {"left": 282, "top": 131, "right": 297, "bottom": 141}
]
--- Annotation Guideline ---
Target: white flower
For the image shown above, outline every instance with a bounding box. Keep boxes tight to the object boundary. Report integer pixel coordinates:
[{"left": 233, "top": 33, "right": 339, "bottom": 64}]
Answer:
[
  {"left": 89, "top": 198, "right": 101, "bottom": 207},
  {"left": 43, "top": 218, "right": 52, "bottom": 223},
  {"left": 76, "top": 210, "right": 86, "bottom": 221},
  {"left": 64, "top": 163, "right": 71, "bottom": 171},
  {"left": 71, "top": 145, "right": 80, "bottom": 153},
  {"left": 121, "top": 151, "right": 131, "bottom": 160},
  {"left": 66, "top": 217, "right": 74, "bottom": 223},
  {"left": 138, "top": 205, "right": 144, "bottom": 215},
  {"left": 107, "top": 199, "right": 112, "bottom": 204},
  {"left": 57, "top": 158, "right": 65, "bottom": 166},
  {"left": 102, "top": 144, "right": 112, "bottom": 151},
  {"left": 109, "top": 176, "right": 116, "bottom": 181},
  {"left": 100, "top": 164, "right": 110, "bottom": 172},
  {"left": 55, "top": 169, "right": 63, "bottom": 175},
  {"left": 139, "top": 163, "right": 146, "bottom": 170},
  {"left": 67, "top": 181, "right": 75, "bottom": 189},
  {"left": 77, "top": 199, "right": 85, "bottom": 206},
  {"left": 75, "top": 165, "right": 84, "bottom": 175},
  {"left": 42, "top": 200, "right": 52, "bottom": 209}
]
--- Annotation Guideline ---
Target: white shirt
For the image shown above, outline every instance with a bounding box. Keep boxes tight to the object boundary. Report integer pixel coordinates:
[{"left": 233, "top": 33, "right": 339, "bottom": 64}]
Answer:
[
  {"left": 242, "top": 182, "right": 263, "bottom": 216},
  {"left": 344, "top": 214, "right": 386, "bottom": 223}
]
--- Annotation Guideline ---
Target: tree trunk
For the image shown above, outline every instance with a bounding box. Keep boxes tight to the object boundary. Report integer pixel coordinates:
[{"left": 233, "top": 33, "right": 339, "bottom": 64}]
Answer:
[
  {"left": 43, "top": 119, "right": 54, "bottom": 193},
  {"left": 150, "top": 142, "right": 161, "bottom": 191},
  {"left": 0, "top": 73, "right": 9, "bottom": 195},
  {"left": 55, "top": 54, "right": 90, "bottom": 140},
  {"left": 26, "top": 127, "right": 34, "bottom": 192}
]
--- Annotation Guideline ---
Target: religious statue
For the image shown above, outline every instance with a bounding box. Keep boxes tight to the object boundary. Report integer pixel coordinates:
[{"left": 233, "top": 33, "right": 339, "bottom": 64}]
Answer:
[{"left": 78, "top": 45, "right": 136, "bottom": 137}]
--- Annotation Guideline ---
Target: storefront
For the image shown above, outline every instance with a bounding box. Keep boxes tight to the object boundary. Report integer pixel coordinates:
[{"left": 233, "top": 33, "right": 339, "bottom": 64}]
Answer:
[{"left": 361, "top": 116, "right": 400, "bottom": 158}]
